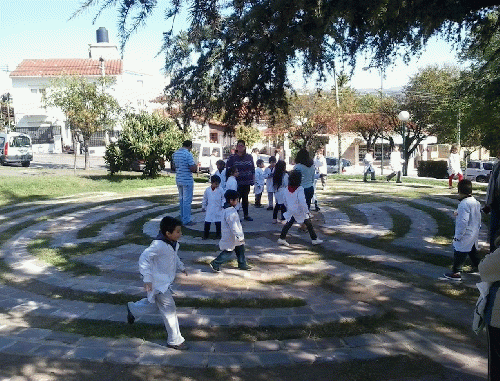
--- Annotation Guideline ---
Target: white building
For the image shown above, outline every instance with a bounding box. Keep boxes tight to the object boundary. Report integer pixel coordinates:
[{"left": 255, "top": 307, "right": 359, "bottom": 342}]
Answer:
[{"left": 9, "top": 28, "right": 166, "bottom": 155}]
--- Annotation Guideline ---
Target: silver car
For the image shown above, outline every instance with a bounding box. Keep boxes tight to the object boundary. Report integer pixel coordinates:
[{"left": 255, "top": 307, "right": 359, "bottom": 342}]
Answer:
[{"left": 464, "top": 160, "right": 495, "bottom": 183}]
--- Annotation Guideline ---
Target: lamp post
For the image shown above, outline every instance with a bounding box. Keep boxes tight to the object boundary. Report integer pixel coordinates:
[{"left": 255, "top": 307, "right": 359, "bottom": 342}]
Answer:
[{"left": 397, "top": 111, "right": 410, "bottom": 176}]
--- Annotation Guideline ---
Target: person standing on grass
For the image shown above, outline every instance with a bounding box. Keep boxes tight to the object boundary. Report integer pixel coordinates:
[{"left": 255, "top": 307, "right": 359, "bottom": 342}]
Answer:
[
  {"left": 448, "top": 144, "right": 463, "bottom": 189},
  {"left": 313, "top": 148, "right": 328, "bottom": 190},
  {"left": 209, "top": 190, "right": 251, "bottom": 272},
  {"left": 386, "top": 146, "right": 404, "bottom": 183},
  {"left": 483, "top": 148, "right": 500, "bottom": 252},
  {"left": 126, "top": 216, "right": 189, "bottom": 351},
  {"left": 225, "top": 140, "right": 255, "bottom": 221},
  {"left": 264, "top": 156, "right": 277, "bottom": 210},
  {"left": 201, "top": 175, "right": 224, "bottom": 240},
  {"left": 478, "top": 238, "right": 500, "bottom": 381},
  {"left": 277, "top": 170, "right": 323, "bottom": 247},
  {"left": 363, "top": 149, "right": 376, "bottom": 182},
  {"left": 444, "top": 179, "right": 481, "bottom": 281},
  {"left": 172, "top": 140, "right": 197, "bottom": 226}
]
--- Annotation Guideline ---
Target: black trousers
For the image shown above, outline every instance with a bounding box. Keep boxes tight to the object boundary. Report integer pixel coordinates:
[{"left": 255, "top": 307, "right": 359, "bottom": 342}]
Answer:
[
  {"left": 237, "top": 184, "right": 251, "bottom": 216},
  {"left": 488, "top": 325, "right": 500, "bottom": 381},
  {"left": 303, "top": 186, "right": 314, "bottom": 210},
  {"left": 255, "top": 192, "right": 262, "bottom": 206},
  {"left": 452, "top": 245, "right": 481, "bottom": 273},
  {"left": 204, "top": 221, "right": 221, "bottom": 239},
  {"left": 280, "top": 216, "right": 317, "bottom": 240},
  {"left": 273, "top": 203, "right": 286, "bottom": 220}
]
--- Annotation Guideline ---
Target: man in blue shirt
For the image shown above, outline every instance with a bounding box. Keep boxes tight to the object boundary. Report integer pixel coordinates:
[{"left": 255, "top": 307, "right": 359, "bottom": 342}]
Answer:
[{"left": 172, "top": 140, "right": 198, "bottom": 225}]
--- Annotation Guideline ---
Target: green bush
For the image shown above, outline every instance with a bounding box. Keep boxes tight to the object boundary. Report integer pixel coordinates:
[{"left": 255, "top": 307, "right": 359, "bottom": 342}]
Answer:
[{"left": 417, "top": 160, "right": 448, "bottom": 179}]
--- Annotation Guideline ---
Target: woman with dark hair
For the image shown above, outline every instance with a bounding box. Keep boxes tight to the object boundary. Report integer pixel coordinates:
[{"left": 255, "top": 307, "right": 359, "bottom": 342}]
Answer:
[
  {"left": 294, "top": 149, "right": 316, "bottom": 210},
  {"left": 272, "top": 160, "right": 288, "bottom": 223}
]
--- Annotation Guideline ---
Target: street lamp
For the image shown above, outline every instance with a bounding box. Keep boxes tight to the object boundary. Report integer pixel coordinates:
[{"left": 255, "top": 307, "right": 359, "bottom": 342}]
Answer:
[{"left": 398, "top": 111, "right": 410, "bottom": 176}]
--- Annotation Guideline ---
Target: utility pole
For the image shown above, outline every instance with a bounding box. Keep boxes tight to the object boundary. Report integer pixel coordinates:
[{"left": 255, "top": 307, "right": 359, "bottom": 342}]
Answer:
[
  {"left": 333, "top": 62, "right": 341, "bottom": 173},
  {"left": 380, "top": 67, "right": 384, "bottom": 176}
]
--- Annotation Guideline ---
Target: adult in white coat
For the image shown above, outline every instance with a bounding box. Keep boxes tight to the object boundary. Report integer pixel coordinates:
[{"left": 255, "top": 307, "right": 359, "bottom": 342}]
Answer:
[
  {"left": 386, "top": 146, "right": 404, "bottom": 183},
  {"left": 363, "top": 149, "right": 376, "bottom": 182},
  {"left": 448, "top": 145, "right": 463, "bottom": 189},
  {"left": 444, "top": 179, "right": 482, "bottom": 281}
]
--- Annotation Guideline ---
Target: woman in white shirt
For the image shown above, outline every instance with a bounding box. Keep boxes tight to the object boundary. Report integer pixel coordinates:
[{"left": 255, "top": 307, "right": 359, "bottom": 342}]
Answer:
[{"left": 448, "top": 145, "right": 463, "bottom": 189}]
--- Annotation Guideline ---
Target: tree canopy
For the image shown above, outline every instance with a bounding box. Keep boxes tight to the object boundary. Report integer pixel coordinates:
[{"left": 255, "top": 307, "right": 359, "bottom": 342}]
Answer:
[{"left": 75, "top": 0, "right": 500, "bottom": 126}]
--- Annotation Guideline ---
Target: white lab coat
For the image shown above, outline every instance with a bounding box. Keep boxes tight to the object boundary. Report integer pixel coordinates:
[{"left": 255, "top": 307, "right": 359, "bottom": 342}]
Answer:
[
  {"left": 448, "top": 153, "right": 462, "bottom": 176},
  {"left": 314, "top": 155, "right": 327, "bottom": 175},
  {"left": 254, "top": 167, "right": 265, "bottom": 194},
  {"left": 219, "top": 205, "right": 245, "bottom": 251},
  {"left": 138, "top": 239, "right": 185, "bottom": 303},
  {"left": 390, "top": 151, "right": 404, "bottom": 172},
  {"left": 273, "top": 173, "right": 289, "bottom": 204},
  {"left": 264, "top": 166, "right": 274, "bottom": 193},
  {"left": 202, "top": 186, "right": 224, "bottom": 222},
  {"left": 213, "top": 169, "right": 226, "bottom": 190},
  {"left": 226, "top": 176, "right": 238, "bottom": 191},
  {"left": 453, "top": 196, "right": 481, "bottom": 252},
  {"left": 364, "top": 152, "right": 375, "bottom": 172},
  {"left": 209, "top": 155, "right": 218, "bottom": 174},
  {"left": 283, "top": 186, "right": 310, "bottom": 224}
]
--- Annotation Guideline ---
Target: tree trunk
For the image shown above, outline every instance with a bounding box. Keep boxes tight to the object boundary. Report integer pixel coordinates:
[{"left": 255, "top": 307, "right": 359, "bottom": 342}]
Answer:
[{"left": 84, "top": 138, "right": 90, "bottom": 170}]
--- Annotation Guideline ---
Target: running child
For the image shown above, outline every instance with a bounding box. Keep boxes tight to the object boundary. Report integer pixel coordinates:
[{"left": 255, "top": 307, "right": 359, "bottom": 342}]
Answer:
[
  {"left": 201, "top": 175, "right": 224, "bottom": 239},
  {"left": 126, "top": 216, "right": 189, "bottom": 350},
  {"left": 209, "top": 189, "right": 251, "bottom": 271},
  {"left": 277, "top": 170, "right": 323, "bottom": 246}
]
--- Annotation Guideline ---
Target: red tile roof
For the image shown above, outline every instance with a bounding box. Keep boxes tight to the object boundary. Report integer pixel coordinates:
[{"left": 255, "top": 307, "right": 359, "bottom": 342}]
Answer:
[{"left": 10, "top": 59, "right": 123, "bottom": 77}]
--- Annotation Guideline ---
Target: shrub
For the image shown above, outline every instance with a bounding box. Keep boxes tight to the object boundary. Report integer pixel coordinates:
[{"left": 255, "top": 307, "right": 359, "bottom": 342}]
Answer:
[{"left": 417, "top": 160, "right": 448, "bottom": 179}]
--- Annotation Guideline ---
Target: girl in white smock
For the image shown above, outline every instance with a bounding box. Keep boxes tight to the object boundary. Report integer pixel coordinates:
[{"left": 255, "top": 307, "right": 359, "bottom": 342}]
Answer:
[
  {"left": 448, "top": 145, "right": 463, "bottom": 189},
  {"left": 272, "top": 160, "right": 288, "bottom": 223},
  {"left": 277, "top": 170, "right": 323, "bottom": 246}
]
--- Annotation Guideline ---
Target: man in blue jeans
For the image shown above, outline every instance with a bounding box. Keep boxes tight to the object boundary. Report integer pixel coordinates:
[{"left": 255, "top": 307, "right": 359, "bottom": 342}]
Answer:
[{"left": 172, "top": 140, "right": 198, "bottom": 226}]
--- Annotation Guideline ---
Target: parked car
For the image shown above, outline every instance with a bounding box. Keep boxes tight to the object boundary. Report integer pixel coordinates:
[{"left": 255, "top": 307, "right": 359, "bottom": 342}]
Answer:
[
  {"left": 0, "top": 132, "right": 33, "bottom": 167},
  {"left": 464, "top": 160, "right": 496, "bottom": 183},
  {"left": 192, "top": 142, "right": 223, "bottom": 173},
  {"left": 325, "top": 157, "right": 353, "bottom": 174}
]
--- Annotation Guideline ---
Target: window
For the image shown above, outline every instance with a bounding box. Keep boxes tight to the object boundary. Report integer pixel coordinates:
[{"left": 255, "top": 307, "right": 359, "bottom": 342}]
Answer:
[
  {"left": 10, "top": 136, "right": 31, "bottom": 147},
  {"left": 467, "top": 162, "right": 480, "bottom": 169},
  {"left": 484, "top": 163, "right": 494, "bottom": 170},
  {"left": 210, "top": 132, "right": 218, "bottom": 142},
  {"left": 202, "top": 147, "right": 211, "bottom": 156}
]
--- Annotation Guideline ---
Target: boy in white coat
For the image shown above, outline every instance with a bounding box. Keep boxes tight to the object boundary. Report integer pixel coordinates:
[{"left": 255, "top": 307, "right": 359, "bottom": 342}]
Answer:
[
  {"left": 277, "top": 170, "right": 323, "bottom": 246},
  {"left": 202, "top": 175, "right": 224, "bottom": 239},
  {"left": 386, "top": 146, "right": 404, "bottom": 183},
  {"left": 444, "top": 179, "right": 482, "bottom": 281},
  {"left": 254, "top": 159, "right": 265, "bottom": 207},
  {"left": 264, "top": 156, "right": 276, "bottom": 210},
  {"left": 209, "top": 190, "right": 251, "bottom": 271},
  {"left": 126, "top": 216, "right": 189, "bottom": 350},
  {"left": 213, "top": 160, "right": 226, "bottom": 190}
]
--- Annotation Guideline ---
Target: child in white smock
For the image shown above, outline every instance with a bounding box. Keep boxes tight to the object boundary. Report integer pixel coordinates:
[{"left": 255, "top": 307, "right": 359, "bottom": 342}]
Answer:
[
  {"left": 264, "top": 156, "right": 276, "bottom": 210},
  {"left": 272, "top": 160, "right": 288, "bottom": 223},
  {"left": 277, "top": 170, "right": 323, "bottom": 247},
  {"left": 254, "top": 159, "right": 265, "bottom": 207},
  {"left": 202, "top": 175, "right": 225, "bottom": 239}
]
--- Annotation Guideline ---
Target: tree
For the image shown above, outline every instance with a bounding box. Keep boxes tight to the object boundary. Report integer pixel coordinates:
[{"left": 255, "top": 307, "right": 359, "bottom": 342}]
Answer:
[
  {"left": 0, "top": 93, "right": 14, "bottom": 131},
  {"left": 43, "top": 76, "right": 120, "bottom": 170},
  {"left": 75, "top": 0, "right": 499, "bottom": 126},
  {"left": 105, "top": 112, "right": 185, "bottom": 178},
  {"left": 234, "top": 124, "right": 261, "bottom": 149}
]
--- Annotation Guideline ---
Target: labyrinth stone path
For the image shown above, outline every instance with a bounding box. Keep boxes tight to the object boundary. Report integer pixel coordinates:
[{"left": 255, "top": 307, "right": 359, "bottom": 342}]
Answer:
[{"left": 0, "top": 181, "right": 489, "bottom": 378}]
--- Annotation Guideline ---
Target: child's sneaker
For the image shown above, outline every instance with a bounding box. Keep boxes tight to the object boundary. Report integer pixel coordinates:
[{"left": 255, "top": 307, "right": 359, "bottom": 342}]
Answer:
[
  {"left": 238, "top": 264, "right": 252, "bottom": 270},
  {"left": 444, "top": 272, "right": 461, "bottom": 281},
  {"left": 311, "top": 239, "right": 323, "bottom": 245},
  {"left": 277, "top": 238, "right": 290, "bottom": 246},
  {"left": 209, "top": 261, "right": 220, "bottom": 273},
  {"left": 267, "top": 206, "right": 274, "bottom": 210},
  {"left": 272, "top": 219, "right": 278, "bottom": 224}
]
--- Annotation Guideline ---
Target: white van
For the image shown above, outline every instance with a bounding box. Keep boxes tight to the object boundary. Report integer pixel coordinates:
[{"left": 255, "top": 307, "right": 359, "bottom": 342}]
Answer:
[
  {"left": 0, "top": 132, "right": 33, "bottom": 167},
  {"left": 192, "top": 141, "right": 223, "bottom": 173}
]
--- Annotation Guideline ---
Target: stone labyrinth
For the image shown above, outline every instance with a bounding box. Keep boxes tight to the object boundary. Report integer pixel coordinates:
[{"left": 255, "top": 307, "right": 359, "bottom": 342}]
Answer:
[{"left": 0, "top": 181, "right": 489, "bottom": 375}]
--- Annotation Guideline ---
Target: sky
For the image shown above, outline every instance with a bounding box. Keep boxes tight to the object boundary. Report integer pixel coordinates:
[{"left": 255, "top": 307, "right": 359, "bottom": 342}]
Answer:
[{"left": 0, "top": 0, "right": 465, "bottom": 92}]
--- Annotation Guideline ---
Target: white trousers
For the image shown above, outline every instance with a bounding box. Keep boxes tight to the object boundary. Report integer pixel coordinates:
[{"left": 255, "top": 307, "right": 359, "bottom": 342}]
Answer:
[{"left": 128, "top": 292, "right": 184, "bottom": 346}]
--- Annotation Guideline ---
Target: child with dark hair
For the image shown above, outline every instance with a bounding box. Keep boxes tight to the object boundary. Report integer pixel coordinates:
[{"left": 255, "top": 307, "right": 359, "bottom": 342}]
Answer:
[
  {"left": 202, "top": 175, "right": 224, "bottom": 239},
  {"left": 277, "top": 170, "right": 323, "bottom": 247},
  {"left": 126, "top": 216, "right": 189, "bottom": 350},
  {"left": 254, "top": 159, "right": 265, "bottom": 207},
  {"left": 213, "top": 160, "right": 226, "bottom": 190},
  {"left": 225, "top": 166, "right": 238, "bottom": 191},
  {"left": 272, "top": 160, "right": 288, "bottom": 223},
  {"left": 264, "top": 156, "right": 277, "bottom": 210},
  {"left": 209, "top": 190, "right": 251, "bottom": 272},
  {"left": 444, "top": 179, "right": 482, "bottom": 281}
]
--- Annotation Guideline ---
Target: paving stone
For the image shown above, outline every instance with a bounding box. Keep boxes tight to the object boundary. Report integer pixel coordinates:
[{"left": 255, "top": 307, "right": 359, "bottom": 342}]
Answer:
[
  {"left": 64, "top": 347, "right": 108, "bottom": 361},
  {"left": 30, "top": 343, "right": 72, "bottom": 359},
  {"left": 258, "top": 316, "right": 291, "bottom": 327},
  {"left": 282, "top": 339, "right": 319, "bottom": 351},
  {"left": 1, "top": 340, "right": 39, "bottom": 354},
  {"left": 253, "top": 340, "right": 281, "bottom": 352},
  {"left": 14, "top": 327, "right": 52, "bottom": 340},
  {"left": 162, "top": 352, "right": 209, "bottom": 368},
  {"left": 105, "top": 348, "right": 141, "bottom": 364},
  {"left": 213, "top": 341, "right": 254, "bottom": 353},
  {"left": 44, "top": 331, "right": 82, "bottom": 345},
  {"left": 0, "top": 336, "right": 17, "bottom": 350},
  {"left": 343, "top": 333, "right": 384, "bottom": 348}
]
